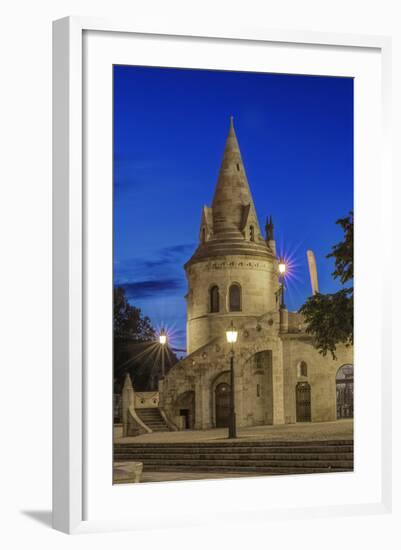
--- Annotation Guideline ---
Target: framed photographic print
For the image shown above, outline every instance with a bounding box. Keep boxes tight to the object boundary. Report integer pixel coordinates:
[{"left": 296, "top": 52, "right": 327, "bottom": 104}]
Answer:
[{"left": 53, "top": 17, "right": 392, "bottom": 534}]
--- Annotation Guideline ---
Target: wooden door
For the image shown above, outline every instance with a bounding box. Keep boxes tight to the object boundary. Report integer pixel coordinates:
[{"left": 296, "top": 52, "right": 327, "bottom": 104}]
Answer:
[
  {"left": 215, "top": 383, "right": 231, "bottom": 427},
  {"left": 296, "top": 382, "right": 311, "bottom": 422}
]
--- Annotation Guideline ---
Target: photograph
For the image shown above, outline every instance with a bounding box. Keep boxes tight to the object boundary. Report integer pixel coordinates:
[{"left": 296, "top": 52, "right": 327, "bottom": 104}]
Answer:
[
  {"left": 112, "top": 65, "right": 354, "bottom": 484},
  {"left": 1, "top": 0, "right": 395, "bottom": 542}
]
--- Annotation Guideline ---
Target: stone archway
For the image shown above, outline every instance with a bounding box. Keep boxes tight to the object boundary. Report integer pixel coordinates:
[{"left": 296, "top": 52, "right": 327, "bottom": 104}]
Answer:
[
  {"left": 175, "top": 390, "right": 195, "bottom": 429},
  {"left": 215, "top": 382, "right": 231, "bottom": 427},
  {"left": 336, "top": 364, "right": 353, "bottom": 419},
  {"left": 211, "top": 371, "right": 230, "bottom": 428}
]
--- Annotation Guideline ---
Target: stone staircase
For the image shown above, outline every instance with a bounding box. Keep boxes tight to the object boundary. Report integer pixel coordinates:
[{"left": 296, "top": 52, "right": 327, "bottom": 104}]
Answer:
[
  {"left": 114, "top": 439, "right": 353, "bottom": 475},
  {"left": 136, "top": 408, "right": 171, "bottom": 432}
]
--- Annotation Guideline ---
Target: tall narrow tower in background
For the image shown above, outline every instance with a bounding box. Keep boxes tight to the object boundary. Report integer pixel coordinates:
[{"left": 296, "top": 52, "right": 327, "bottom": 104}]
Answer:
[{"left": 307, "top": 250, "right": 319, "bottom": 295}]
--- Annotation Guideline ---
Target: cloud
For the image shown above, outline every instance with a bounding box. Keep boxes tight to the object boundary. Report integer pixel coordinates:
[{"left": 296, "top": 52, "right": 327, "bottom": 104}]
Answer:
[
  {"left": 121, "top": 278, "right": 184, "bottom": 299},
  {"left": 115, "top": 243, "right": 195, "bottom": 284},
  {"left": 114, "top": 242, "right": 196, "bottom": 309},
  {"left": 114, "top": 243, "right": 195, "bottom": 348}
]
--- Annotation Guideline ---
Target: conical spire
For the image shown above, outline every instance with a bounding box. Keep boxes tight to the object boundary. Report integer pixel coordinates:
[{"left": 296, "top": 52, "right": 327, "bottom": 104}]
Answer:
[
  {"left": 186, "top": 118, "right": 274, "bottom": 265},
  {"left": 211, "top": 117, "right": 261, "bottom": 238}
]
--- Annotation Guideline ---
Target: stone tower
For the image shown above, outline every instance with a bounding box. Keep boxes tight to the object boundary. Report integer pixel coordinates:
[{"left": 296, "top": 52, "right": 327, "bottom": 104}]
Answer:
[{"left": 185, "top": 118, "right": 280, "bottom": 353}]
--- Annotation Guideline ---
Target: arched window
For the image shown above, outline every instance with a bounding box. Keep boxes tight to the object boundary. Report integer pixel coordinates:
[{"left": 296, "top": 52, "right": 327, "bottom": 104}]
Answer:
[
  {"left": 297, "top": 361, "right": 308, "bottom": 377},
  {"left": 249, "top": 225, "right": 255, "bottom": 242},
  {"left": 336, "top": 364, "right": 354, "bottom": 419},
  {"left": 210, "top": 285, "right": 219, "bottom": 313},
  {"left": 336, "top": 364, "right": 353, "bottom": 381},
  {"left": 201, "top": 227, "right": 206, "bottom": 244},
  {"left": 229, "top": 284, "right": 241, "bottom": 312}
]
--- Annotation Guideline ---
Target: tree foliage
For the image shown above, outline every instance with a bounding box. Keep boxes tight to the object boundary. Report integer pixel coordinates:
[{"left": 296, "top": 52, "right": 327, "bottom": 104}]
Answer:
[
  {"left": 114, "top": 286, "right": 156, "bottom": 341},
  {"left": 299, "top": 212, "right": 353, "bottom": 358},
  {"left": 299, "top": 288, "right": 353, "bottom": 358},
  {"left": 327, "top": 211, "right": 353, "bottom": 284},
  {"left": 113, "top": 286, "right": 178, "bottom": 392}
]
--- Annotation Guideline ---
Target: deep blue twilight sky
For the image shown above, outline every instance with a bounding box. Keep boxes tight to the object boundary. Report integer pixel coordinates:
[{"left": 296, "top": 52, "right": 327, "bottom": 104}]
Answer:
[{"left": 113, "top": 66, "right": 353, "bottom": 352}]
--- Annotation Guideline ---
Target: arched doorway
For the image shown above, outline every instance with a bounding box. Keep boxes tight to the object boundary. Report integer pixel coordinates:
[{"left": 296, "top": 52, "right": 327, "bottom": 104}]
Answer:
[
  {"left": 215, "top": 382, "right": 231, "bottom": 427},
  {"left": 296, "top": 382, "right": 311, "bottom": 422},
  {"left": 176, "top": 391, "right": 195, "bottom": 429},
  {"left": 243, "top": 350, "right": 273, "bottom": 425},
  {"left": 336, "top": 364, "right": 354, "bottom": 419}
]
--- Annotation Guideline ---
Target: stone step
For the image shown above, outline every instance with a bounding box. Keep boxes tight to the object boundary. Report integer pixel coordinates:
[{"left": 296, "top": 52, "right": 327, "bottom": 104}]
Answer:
[
  {"left": 115, "top": 449, "right": 354, "bottom": 457},
  {"left": 114, "top": 452, "right": 353, "bottom": 461},
  {"left": 138, "top": 465, "right": 351, "bottom": 475},
  {"left": 116, "top": 439, "right": 353, "bottom": 449},
  {"left": 114, "top": 457, "right": 353, "bottom": 468},
  {"left": 141, "top": 425, "right": 170, "bottom": 429},
  {"left": 138, "top": 419, "right": 167, "bottom": 424},
  {"left": 135, "top": 408, "right": 172, "bottom": 433},
  {"left": 142, "top": 426, "right": 170, "bottom": 430},
  {"left": 136, "top": 409, "right": 170, "bottom": 432},
  {"left": 114, "top": 438, "right": 353, "bottom": 474},
  {"left": 115, "top": 445, "right": 353, "bottom": 454},
  {"left": 141, "top": 423, "right": 169, "bottom": 428},
  {"left": 114, "top": 444, "right": 353, "bottom": 452}
]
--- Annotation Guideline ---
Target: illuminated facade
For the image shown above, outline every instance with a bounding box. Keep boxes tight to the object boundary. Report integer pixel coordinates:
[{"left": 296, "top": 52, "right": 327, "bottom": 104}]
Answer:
[{"left": 160, "top": 119, "right": 353, "bottom": 430}]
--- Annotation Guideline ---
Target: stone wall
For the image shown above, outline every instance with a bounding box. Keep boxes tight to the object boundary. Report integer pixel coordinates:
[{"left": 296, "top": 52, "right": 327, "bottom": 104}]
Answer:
[
  {"left": 162, "top": 313, "right": 286, "bottom": 429},
  {"left": 134, "top": 392, "right": 159, "bottom": 409},
  {"left": 162, "top": 313, "right": 353, "bottom": 430},
  {"left": 287, "top": 311, "right": 308, "bottom": 333},
  {"left": 242, "top": 351, "right": 273, "bottom": 425},
  {"left": 281, "top": 335, "right": 354, "bottom": 423},
  {"left": 185, "top": 254, "right": 280, "bottom": 353}
]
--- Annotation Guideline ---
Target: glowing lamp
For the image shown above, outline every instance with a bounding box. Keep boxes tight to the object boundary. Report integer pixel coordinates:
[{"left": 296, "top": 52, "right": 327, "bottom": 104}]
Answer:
[
  {"left": 225, "top": 322, "right": 238, "bottom": 344},
  {"left": 159, "top": 329, "right": 167, "bottom": 345},
  {"left": 278, "top": 260, "right": 286, "bottom": 275}
]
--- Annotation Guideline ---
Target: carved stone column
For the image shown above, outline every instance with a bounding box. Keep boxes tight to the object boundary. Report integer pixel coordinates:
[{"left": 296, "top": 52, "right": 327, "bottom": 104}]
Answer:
[
  {"left": 234, "top": 358, "right": 245, "bottom": 427},
  {"left": 121, "top": 373, "right": 135, "bottom": 437},
  {"left": 271, "top": 342, "right": 285, "bottom": 424}
]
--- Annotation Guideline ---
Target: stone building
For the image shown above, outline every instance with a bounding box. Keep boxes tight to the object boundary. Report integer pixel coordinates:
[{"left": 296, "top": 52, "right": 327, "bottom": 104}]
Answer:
[{"left": 159, "top": 118, "right": 353, "bottom": 431}]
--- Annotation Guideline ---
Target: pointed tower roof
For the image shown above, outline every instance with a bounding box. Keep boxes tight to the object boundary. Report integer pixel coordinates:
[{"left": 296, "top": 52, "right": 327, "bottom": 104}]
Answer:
[
  {"left": 186, "top": 118, "right": 273, "bottom": 265},
  {"left": 212, "top": 116, "right": 260, "bottom": 237}
]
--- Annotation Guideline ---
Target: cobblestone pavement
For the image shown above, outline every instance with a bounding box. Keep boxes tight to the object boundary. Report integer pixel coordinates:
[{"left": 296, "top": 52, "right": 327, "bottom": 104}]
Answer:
[{"left": 114, "top": 419, "right": 353, "bottom": 445}]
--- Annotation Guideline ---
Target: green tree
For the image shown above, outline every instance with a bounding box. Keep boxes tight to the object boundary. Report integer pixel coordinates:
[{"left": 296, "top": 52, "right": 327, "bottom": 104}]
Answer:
[
  {"left": 114, "top": 286, "right": 156, "bottom": 341},
  {"left": 326, "top": 212, "right": 353, "bottom": 285},
  {"left": 113, "top": 286, "right": 178, "bottom": 392},
  {"left": 299, "top": 212, "right": 353, "bottom": 358}
]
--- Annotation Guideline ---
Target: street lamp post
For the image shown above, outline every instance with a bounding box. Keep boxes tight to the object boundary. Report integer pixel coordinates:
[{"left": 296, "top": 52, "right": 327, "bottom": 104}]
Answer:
[
  {"left": 226, "top": 321, "right": 238, "bottom": 439},
  {"left": 278, "top": 259, "right": 287, "bottom": 308},
  {"left": 159, "top": 328, "right": 167, "bottom": 379}
]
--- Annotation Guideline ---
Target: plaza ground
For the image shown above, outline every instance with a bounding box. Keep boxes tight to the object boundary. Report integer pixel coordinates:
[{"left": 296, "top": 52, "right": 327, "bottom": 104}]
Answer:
[
  {"left": 113, "top": 419, "right": 353, "bottom": 483},
  {"left": 114, "top": 418, "right": 353, "bottom": 444}
]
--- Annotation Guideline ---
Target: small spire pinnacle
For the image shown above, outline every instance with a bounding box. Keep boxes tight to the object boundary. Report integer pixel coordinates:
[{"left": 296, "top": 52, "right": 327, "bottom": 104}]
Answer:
[
  {"left": 265, "top": 215, "right": 274, "bottom": 241},
  {"left": 230, "top": 115, "right": 234, "bottom": 129}
]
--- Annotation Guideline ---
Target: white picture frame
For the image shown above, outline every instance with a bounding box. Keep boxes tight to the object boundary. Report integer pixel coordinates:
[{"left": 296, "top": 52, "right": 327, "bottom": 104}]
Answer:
[{"left": 52, "top": 16, "right": 392, "bottom": 534}]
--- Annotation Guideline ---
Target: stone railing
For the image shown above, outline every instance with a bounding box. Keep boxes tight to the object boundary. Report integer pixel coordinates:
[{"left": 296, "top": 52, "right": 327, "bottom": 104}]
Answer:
[{"left": 134, "top": 392, "right": 160, "bottom": 409}]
